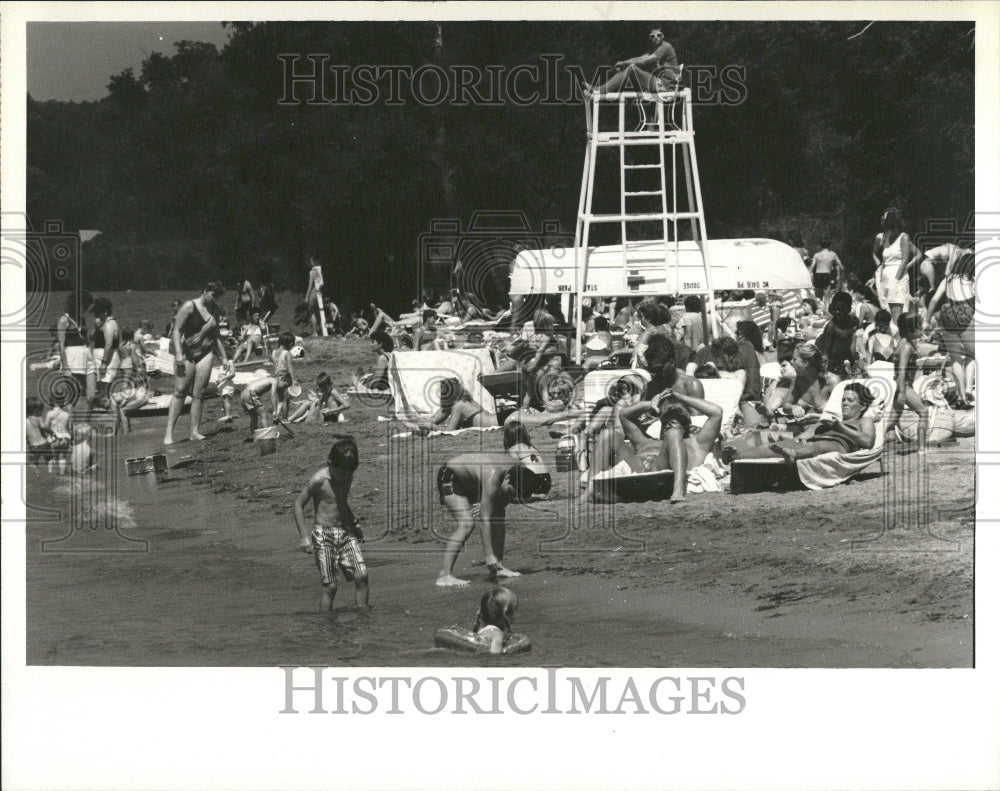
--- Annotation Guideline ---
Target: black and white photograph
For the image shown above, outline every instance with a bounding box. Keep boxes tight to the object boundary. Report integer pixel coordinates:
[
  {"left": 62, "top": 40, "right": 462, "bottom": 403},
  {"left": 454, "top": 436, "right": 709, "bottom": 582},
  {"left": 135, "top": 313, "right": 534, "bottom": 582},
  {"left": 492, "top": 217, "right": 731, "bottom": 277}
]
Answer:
[{"left": 2, "top": 2, "right": 998, "bottom": 789}]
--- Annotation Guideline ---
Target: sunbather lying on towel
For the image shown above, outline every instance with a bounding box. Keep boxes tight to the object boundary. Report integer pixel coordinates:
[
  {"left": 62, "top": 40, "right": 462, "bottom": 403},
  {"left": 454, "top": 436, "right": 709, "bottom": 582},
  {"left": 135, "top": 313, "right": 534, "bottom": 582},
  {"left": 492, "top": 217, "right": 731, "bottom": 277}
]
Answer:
[
  {"left": 412, "top": 377, "right": 495, "bottom": 432},
  {"left": 722, "top": 382, "right": 876, "bottom": 462},
  {"left": 587, "top": 387, "right": 724, "bottom": 503}
]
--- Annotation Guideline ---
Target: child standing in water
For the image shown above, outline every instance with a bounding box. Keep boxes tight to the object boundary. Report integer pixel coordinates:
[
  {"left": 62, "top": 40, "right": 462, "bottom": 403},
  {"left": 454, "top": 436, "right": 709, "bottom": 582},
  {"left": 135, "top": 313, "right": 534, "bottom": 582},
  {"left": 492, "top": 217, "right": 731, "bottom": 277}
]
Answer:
[
  {"left": 25, "top": 397, "right": 52, "bottom": 469},
  {"left": 293, "top": 436, "right": 369, "bottom": 611}
]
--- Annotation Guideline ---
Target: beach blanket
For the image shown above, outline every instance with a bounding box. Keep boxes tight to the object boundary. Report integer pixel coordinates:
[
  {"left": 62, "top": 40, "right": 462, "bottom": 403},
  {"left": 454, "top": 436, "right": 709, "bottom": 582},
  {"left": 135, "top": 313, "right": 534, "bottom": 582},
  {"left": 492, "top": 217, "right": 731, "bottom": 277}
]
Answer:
[
  {"left": 388, "top": 348, "right": 497, "bottom": 421},
  {"left": 390, "top": 424, "right": 504, "bottom": 440},
  {"left": 794, "top": 364, "right": 896, "bottom": 490}
]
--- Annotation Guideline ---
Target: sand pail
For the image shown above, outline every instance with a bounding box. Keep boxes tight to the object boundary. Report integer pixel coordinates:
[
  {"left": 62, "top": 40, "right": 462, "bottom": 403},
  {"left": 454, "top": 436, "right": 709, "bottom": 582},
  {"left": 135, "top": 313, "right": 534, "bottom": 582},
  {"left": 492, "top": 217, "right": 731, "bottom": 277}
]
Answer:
[{"left": 254, "top": 425, "right": 279, "bottom": 456}]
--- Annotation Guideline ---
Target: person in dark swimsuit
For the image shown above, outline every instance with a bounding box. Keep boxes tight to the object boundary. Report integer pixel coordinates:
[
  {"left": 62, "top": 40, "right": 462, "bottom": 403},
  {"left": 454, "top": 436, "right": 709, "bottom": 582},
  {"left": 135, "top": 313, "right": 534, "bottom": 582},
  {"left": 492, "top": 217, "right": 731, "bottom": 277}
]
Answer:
[
  {"left": 765, "top": 383, "right": 877, "bottom": 462},
  {"left": 163, "top": 283, "right": 230, "bottom": 445},
  {"left": 815, "top": 291, "right": 860, "bottom": 378},
  {"left": 436, "top": 452, "right": 551, "bottom": 587},
  {"left": 926, "top": 246, "right": 975, "bottom": 405}
]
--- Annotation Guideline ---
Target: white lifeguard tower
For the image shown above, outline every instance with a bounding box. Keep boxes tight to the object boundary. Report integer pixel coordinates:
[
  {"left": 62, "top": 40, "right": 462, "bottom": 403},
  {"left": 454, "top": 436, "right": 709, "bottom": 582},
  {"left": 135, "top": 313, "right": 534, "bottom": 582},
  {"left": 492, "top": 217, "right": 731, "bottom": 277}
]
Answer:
[{"left": 573, "top": 78, "right": 714, "bottom": 359}]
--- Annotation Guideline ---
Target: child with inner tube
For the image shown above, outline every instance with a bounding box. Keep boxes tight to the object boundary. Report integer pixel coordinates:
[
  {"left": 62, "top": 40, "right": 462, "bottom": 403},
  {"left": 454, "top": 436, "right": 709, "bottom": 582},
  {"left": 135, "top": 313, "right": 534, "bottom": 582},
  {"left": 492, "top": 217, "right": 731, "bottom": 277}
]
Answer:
[
  {"left": 474, "top": 587, "right": 519, "bottom": 654},
  {"left": 435, "top": 452, "right": 551, "bottom": 587}
]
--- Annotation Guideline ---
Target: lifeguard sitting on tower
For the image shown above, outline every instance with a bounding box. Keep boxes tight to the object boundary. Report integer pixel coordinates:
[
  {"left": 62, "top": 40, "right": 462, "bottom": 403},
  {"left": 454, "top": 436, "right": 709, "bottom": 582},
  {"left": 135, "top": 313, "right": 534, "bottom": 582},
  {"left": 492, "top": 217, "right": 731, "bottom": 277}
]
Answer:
[{"left": 585, "top": 26, "right": 680, "bottom": 96}]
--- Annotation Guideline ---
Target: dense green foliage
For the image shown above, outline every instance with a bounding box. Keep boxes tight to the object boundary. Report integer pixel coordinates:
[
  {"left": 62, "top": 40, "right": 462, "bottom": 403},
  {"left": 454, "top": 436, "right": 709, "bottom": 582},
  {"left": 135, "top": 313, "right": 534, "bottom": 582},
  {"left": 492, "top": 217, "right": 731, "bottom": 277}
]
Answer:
[{"left": 27, "top": 21, "right": 974, "bottom": 312}]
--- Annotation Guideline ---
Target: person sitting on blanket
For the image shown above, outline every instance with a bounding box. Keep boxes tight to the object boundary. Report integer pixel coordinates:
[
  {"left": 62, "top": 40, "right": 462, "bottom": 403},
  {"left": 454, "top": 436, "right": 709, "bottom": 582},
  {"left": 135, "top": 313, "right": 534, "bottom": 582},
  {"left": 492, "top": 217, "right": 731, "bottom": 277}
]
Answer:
[
  {"left": 350, "top": 331, "right": 394, "bottom": 396},
  {"left": 722, "top": 382, "right": 876, "bottom": 462},
  {"left": 414, "top": 377, "right": 494, "bottom": 432},
  {"left": 587, "top": 387, "right": 724, "bottom": 504}
]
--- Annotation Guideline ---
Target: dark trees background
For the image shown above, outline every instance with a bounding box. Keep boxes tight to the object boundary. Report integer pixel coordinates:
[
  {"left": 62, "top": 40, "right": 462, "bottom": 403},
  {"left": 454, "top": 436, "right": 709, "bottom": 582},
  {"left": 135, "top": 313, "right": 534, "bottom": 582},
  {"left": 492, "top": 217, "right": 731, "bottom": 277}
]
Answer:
[{"left": 26, "top": 20, "right": 975, "bottom": 313}]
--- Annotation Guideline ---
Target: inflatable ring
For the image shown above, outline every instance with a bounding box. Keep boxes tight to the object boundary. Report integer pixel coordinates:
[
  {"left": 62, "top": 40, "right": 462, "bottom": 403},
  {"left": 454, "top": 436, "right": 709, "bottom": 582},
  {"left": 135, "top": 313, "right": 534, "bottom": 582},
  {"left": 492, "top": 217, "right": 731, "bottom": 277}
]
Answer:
[{"left": 434, "top": 627, "right": 531, "bottom": 655}]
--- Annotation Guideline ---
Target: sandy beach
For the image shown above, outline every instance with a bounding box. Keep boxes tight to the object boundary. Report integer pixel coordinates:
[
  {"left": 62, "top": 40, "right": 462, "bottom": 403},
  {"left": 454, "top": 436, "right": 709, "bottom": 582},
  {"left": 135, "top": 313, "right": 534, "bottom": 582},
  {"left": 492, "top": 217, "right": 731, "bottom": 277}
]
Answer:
[{"left": 23, "top": 312, "right": 974, "bottom": 668}]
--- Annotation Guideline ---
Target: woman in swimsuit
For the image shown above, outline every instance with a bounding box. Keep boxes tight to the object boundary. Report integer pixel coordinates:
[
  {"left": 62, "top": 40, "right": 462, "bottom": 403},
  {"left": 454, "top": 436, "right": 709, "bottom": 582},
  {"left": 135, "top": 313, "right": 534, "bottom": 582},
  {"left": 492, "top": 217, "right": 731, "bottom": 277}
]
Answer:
[
  {"left": 91, "top": 298, "right": 122, "bottom": 405},
  {"left": 884, "top": 313, "right": 929, "bottom": 451},
  {"left": 763, "top": 383, "right": 877, "bottom": 462},
  {"left": 163, "top": 283, "right": 230, "bottom": 445},
  {"left": 925, "top": 246, "right": 975, "bottom": 406},
  {"left": 417, "top": 377, "right": 493, "bottom": 432},
  {"left": 781, "top": 343, "right": 840, "bottom": 419},
  {"left": 874, "top": 208, "right": 920, "bottom": 323}
]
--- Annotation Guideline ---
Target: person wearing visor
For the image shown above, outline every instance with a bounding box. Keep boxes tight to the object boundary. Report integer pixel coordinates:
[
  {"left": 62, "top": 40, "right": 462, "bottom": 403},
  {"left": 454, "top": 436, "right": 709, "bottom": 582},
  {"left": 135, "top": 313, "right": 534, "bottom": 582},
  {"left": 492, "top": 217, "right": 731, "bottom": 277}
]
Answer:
[
  {"left": 586, "top": 26, "right": 680, "bottom": 96},
  {"left": 436, "top": 451, "right": 551, "bottom": 587}
]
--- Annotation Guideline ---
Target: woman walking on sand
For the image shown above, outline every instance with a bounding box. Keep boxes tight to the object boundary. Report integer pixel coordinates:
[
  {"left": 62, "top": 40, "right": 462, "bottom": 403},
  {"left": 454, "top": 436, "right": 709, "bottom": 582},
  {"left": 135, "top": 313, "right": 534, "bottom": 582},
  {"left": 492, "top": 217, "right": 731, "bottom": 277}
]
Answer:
[{"left": 163, "top": 283, "right": 230, "bottom": 445}]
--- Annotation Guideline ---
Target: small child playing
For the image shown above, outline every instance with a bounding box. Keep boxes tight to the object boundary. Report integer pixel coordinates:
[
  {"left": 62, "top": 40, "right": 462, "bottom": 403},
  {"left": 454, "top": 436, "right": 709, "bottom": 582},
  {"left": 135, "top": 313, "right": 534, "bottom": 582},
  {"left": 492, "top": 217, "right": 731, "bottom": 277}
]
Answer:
[
  {"left": 70, "top": 423, "right": 97, "bottom": 474},
  {"left": 215, "top": 360, "right": 236, "bottom": 424},
  {"left": 293, "top": 436, "right": 369, "bottom": 611},
  {"left": 473, "top": 587, "right": 519, "bottom": 654},
  {"left": 271, "top": 331, "right": 297, "bottom": 420},
  {"left": 288, "top": 372, "right": 351, "bottom": 424},
  {"left": 26, "top": 397, "right": 53, "bottom": 469},
  {"left": 240, "top": 375, "right": 277, "bottom": 441},
  {"left": 45, "top": 396, "right": 73, "bottom": 473}
]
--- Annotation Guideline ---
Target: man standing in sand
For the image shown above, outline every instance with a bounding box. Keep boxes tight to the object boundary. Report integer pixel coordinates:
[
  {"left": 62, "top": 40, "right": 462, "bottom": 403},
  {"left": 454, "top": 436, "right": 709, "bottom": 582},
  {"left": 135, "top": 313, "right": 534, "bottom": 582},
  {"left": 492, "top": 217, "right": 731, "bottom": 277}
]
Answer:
[
  {"left": 294, "top": 436, "right": 369, "bottom": 611},
  {"left": 436, "top": 451, "right": 551, "bottom": 587}
]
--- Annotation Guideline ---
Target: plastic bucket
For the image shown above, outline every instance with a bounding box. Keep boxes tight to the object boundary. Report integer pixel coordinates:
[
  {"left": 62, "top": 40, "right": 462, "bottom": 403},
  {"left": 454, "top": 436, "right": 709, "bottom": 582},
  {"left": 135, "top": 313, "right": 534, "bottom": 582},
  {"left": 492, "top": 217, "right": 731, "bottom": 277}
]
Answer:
[{"left": 254, "top": 425, "right": 279, "bottom": 456}]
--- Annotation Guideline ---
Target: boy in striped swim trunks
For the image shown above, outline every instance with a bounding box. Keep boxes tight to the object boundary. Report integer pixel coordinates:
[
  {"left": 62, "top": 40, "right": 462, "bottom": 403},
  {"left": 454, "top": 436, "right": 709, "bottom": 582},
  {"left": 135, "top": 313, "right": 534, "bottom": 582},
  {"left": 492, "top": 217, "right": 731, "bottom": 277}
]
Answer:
[{"left": 293, "top": 436, "right": 369, "bottom": 610}]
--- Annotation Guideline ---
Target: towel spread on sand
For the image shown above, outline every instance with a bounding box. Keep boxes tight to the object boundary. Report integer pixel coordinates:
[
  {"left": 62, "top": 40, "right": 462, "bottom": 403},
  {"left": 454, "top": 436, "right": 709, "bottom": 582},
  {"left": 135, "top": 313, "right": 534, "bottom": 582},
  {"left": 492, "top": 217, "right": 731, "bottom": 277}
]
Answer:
[
  {"left": 388, "top": 348, "right": 497, "bottom": 421},
  {"left": 391, "top": 424, "right": 504, "bottom": 440}
]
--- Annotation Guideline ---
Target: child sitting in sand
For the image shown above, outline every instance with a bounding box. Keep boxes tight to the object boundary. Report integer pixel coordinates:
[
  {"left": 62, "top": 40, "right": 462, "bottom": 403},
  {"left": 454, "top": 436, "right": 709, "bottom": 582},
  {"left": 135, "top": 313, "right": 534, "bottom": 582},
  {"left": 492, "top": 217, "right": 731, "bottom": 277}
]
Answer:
[
  {"left": 473, "top": 587, "right": 519, "bottom": 654},
  {"left": 288, "top": 372, "right": 351, "bottom": 424},
  {"left": 271, "top": 331, "right": 297, "bottom": 420}
]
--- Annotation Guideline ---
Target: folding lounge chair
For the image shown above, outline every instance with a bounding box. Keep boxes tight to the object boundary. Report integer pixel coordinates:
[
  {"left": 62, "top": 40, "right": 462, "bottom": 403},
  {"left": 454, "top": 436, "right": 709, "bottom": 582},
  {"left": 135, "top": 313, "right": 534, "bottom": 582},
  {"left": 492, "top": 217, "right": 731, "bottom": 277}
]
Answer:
[{"left": 729, "top": 362, "right": 897, "bottom": 493}]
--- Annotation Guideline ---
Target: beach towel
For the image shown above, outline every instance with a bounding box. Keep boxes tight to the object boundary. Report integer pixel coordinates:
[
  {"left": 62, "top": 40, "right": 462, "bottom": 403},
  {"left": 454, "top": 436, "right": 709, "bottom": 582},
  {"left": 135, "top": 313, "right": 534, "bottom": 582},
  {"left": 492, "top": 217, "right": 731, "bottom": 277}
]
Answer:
[
  {"left": 686, "top": 456, "right": 727, "bottom": 493},
  {"left": 388, "top": 348, "right": 497, "bottom": 421},
  {"left": 794, "top": 364, "right": 896, "bottom": 490}
]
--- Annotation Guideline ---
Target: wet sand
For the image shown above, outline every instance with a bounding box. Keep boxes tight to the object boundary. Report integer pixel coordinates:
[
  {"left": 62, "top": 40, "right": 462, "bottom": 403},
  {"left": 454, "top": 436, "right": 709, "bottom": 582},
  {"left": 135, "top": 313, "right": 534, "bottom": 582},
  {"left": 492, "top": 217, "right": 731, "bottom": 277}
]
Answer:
[{"left": 24, "top": 337, "right": 974, "bottom": 667}]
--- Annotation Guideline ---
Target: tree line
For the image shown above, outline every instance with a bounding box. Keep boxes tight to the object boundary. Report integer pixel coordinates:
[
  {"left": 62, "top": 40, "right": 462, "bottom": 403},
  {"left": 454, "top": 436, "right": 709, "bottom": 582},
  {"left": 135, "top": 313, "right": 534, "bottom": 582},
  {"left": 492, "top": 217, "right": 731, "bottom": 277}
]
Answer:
[{"left": 27, "top": 20, "right": 974, "bottom": 313}]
